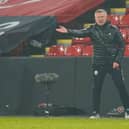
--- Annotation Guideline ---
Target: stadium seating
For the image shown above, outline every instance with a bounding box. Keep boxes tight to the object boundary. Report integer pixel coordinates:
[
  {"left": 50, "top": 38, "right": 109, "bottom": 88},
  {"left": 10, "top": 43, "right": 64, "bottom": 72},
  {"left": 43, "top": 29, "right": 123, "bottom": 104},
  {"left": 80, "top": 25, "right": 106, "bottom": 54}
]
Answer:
[
  {"left": 72, "top": 37, "right": 92, "bottom": 45},
  {"left": 65, "top": 45, "right": 83, "bottom": 56},
  {"left": 108, "top": 15, "right": 121, "bottom": 25},
  {"left": 120, "top": 14, "right": 129, "bottom": 26},
  {"left": 124, "top": 45, "right": 129, "bottom": 56},
  {"left": 57, "top": 39, "right": 72, "bottom": 47},
  {"left": 47, "top": 45, "right": 65, "bottom": 56},
  {"left": 120, "top": 28, "right": 129, "bottom": 44},
  {"left": 120, "top": 29, "right": 128, "bottom": 42},
  {"left": 110, "top": 8, "right": 126, "bottom": 15},
  {"left": 47, "top": 1, "right": 129, "bottom": 57},
  {"left": 82, "top": 45, "right": 93, "bottom": 56}
]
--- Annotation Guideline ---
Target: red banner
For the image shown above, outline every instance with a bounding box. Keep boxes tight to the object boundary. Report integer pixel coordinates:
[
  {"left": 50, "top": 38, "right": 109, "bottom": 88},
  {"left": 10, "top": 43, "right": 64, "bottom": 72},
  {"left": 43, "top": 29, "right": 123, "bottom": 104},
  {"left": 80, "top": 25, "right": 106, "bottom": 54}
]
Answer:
[{"left": 0, "top": 0, "right": 104, "bottom": 23}]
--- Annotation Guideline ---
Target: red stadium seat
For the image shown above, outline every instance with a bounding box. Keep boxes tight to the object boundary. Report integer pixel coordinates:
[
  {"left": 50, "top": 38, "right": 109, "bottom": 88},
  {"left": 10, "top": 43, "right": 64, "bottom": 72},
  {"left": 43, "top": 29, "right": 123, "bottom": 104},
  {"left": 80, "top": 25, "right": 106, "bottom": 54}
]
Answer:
[
  {"left": 65, "top": 45, "right": 82, "bottom": 56},
  {"left": 120, "top": 15, "right": 129, "bottom": 27},
  {"left": 126, "top": 36, "right": 129, "bottom": 44},
  {"left": 120, "top": 29, "right": 128, "bottom": 42},
  {"left": 82, "top": 45, "right": 93, "bottom": 56},
  {"left": 108, "top": 15, "right": 121, "bottom": 26},
  {"left": 126, "top": 8, "right": 129, "bottom": 14},
  {"left": 72, "top": 37, "right": 92, "bottom": 45},
  {"left": 124, "top": 45, "right": 129, "bottom": 56},
  {"left": 120, "top": 28, "right": 129, "bottom": 44},
  {"left": 48, "top": 45, "right": 65, "bottom": 56}
]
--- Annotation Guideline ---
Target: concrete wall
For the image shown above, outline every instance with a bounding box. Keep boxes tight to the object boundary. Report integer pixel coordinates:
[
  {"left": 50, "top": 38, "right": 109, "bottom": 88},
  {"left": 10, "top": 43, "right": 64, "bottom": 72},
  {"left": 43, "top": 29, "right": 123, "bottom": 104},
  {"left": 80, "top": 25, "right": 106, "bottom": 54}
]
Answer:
[{"left": 0, "top": 57, "right": 129, "bottom": 115}]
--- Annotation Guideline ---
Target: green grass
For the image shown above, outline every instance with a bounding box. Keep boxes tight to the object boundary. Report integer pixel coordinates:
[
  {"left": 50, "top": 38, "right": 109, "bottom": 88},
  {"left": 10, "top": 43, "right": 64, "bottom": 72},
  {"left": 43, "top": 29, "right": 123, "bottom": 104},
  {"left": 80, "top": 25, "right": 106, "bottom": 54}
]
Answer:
[{"left": 0, "top": 116, "right": 129, "bottom": 129}]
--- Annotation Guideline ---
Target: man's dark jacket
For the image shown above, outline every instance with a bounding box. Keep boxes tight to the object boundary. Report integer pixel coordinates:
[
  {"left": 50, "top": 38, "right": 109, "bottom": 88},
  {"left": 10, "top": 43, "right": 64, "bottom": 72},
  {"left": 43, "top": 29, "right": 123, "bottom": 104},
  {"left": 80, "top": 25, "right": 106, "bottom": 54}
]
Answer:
[{"left": 68, "top": 22, "right": 125, "bottom": 65}]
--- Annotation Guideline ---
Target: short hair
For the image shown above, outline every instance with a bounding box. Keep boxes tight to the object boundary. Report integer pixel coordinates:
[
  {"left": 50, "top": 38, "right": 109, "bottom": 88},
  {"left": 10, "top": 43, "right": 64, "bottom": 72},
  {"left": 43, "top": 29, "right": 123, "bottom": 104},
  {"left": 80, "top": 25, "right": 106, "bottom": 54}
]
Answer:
[{"left": 95, "top": 9, "right": 107, "bottom": 15}]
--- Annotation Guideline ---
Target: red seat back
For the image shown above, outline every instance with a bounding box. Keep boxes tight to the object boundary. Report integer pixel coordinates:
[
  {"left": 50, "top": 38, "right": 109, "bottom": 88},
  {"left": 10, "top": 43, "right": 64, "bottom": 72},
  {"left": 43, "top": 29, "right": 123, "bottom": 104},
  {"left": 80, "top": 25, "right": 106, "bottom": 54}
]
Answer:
[
  {"left": 65, "top": 45, "right": 82, "bottom": 56},
  {"left": 48, "top": 45, "right": 65, "bottom": 56},
  {"left": 82, "top": 45, "right": 93, "bottom": 56},
  {"left": 124, "top": 45, "right": 129, "bottom": 56},
  {"left": 120, "top": 29, "right": 128, "bottom": 41},
  {"left": 72, "top": 37, "right": 92, "bottom": 45},
  {"left": 108, "top": 15, "right": 121, "bottom": 25},
  {"left": 120, "top": 14, "right": 129, "bottom": 25}
]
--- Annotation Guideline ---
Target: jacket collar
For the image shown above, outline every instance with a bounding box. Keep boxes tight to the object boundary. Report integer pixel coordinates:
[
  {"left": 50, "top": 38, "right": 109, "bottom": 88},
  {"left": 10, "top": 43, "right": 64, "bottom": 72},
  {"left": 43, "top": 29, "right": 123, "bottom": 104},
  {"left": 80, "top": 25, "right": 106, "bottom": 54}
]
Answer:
[{"left": 95, "top": 21, "right": 110, "bottom": 28}]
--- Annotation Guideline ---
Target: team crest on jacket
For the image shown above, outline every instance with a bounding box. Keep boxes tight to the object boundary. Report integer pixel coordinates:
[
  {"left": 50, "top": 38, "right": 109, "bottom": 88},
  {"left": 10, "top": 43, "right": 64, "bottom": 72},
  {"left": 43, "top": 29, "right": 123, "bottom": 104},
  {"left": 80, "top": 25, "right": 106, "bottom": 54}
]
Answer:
[
  {"left": 108, "top": 33, "right": 111, "bottom": 35},
  {"left": 94, "top": 70, "right": 99, "bottom": 76}
]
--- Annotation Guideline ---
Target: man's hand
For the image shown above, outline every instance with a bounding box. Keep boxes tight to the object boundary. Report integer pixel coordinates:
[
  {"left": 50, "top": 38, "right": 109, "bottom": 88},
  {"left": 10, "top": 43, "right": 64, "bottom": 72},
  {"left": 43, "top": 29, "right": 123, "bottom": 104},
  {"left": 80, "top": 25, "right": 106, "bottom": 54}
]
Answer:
[
  {"left": 56, "top": 25, "right": 68, "bottom": 33},
  {"left": 113, "top": 62, "right": 120, "bottom": 69}
]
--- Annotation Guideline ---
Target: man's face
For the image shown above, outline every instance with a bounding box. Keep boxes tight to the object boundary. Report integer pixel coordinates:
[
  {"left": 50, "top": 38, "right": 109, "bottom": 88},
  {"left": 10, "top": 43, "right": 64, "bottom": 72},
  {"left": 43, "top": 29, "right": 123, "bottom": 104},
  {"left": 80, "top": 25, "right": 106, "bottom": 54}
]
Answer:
[{"left": 95, "top": 12, "right": 107, "bottom": 26}]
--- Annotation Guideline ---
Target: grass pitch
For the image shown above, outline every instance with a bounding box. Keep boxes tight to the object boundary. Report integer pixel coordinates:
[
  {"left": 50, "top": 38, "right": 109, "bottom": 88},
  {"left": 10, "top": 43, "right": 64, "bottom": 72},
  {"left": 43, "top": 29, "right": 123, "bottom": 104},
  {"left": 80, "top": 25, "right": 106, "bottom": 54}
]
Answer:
[{"left": 0, "top": 116, "right": 129, "bottom": 129}]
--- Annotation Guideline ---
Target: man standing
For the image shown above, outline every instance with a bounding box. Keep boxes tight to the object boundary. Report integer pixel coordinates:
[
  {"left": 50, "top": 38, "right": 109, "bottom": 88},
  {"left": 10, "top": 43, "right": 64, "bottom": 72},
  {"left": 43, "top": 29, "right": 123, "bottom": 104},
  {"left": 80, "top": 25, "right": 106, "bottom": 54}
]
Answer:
[{"left": 56, "top": 9, "right": 129, "bottom": 119}]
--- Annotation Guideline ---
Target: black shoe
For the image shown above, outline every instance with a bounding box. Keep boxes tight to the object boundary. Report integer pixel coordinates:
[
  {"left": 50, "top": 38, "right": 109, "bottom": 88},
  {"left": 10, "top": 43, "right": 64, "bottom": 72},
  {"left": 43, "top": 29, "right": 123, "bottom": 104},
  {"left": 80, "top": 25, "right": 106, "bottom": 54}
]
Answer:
[
  {"left": 125, "top": 108, "right": 129, "bottom": 119},
  {"left": 89, "top": 111, "right": 100, "bottom": 119}
]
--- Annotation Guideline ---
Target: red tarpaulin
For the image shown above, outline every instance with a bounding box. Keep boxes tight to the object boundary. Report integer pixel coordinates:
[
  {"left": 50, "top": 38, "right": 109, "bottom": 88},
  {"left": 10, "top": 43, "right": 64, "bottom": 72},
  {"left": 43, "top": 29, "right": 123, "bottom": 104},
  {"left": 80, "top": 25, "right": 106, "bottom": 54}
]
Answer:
[{"left": 0, "top": 0, "right": 104, "bottom": 23}]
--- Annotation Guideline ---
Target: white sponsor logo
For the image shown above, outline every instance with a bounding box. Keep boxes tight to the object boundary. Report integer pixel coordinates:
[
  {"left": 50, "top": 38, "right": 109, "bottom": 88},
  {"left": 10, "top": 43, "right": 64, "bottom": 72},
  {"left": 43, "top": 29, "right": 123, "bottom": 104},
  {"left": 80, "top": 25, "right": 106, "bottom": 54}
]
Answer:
[
  {"left": 108, "top": 33, "right": 111, "bottom": 35},
  {"left": 94, "top": 70, "right": 99, "bottom": 76},
  {"left": 0, "top": 31, "right": 4, "bottom": 36},
  {"left": 0, "top": 0, "right": 41, "bottom": 9},
  {"left": 0, "top": 21, "right": 20, "bottom": 35},
  {"left": 0, "top": 21, "right": 20, "bottom": 29}
]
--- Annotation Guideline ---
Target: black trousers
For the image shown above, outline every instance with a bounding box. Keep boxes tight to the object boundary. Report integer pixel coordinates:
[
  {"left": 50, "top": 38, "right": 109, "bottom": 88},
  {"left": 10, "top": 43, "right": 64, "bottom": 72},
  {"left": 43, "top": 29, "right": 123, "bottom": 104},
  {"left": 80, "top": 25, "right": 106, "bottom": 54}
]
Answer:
[{"left": 92, "top": 64, "right": 129, "bottom": 113}]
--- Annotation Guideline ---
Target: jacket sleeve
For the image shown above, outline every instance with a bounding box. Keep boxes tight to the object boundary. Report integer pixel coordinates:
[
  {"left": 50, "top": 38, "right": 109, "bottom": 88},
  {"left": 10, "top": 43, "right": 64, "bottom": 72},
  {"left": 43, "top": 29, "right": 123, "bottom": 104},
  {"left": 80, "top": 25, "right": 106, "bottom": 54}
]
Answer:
[
  {"left": 114, "top": 29, "right": 125, "bottom": 63},
  {"left": 68, "top": 28, "right": 91, "bottom": 37}
]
